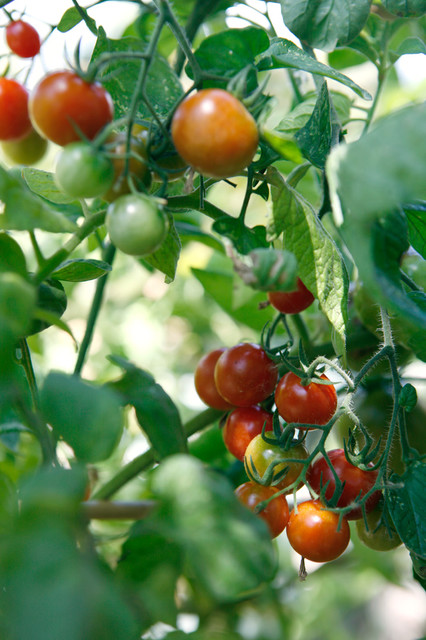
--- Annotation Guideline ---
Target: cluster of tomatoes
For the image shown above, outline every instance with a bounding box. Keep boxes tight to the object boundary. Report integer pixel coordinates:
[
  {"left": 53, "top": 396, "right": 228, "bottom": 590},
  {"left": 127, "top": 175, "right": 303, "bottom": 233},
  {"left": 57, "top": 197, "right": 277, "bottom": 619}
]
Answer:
[{"left": 194, "top": 309, "right": 400, "bottom": 563}]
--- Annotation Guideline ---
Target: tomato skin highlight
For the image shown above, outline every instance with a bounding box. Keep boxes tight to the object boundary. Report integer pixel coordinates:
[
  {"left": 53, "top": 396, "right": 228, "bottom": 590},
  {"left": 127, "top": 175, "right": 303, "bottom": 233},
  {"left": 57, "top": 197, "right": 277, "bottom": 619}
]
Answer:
[
  {"left": 29, "top": 71, "right": 114, "bottom": 146},
  {"left": 194, "top": 349, "right": 234, "bottom": 411},
  {"left": 215, "top": 343, "right": 278, "bottom": 407},
  {"left": 268, "top": 278, "right": 314, "bottom": 314},
  {"left": 6, "top": 20, "right": 41, "bottom": 58},
  {"left": 235, "top": 481, "right": 290, "bottom": 538},
  {"left": 286, "top": 499, "right": 350, "bottom": 562},
  {"left": 244, "top": 432, "right": 308, "bottom": 492},
  {"left": 0, "top": 78, "right": 32, "bottom": 141},
  {"left": 223, "top": 406, "right": 273, "bottom": 461},
  {"left": 171, "top": 88, "right": 259, "bottom": 178},
  {"left": 306, "top": 448, "right": 381, "bottom": 520},
  {"left": 1, "top": 126, "right": 47, "bottom": 165},
  {"left": 275, "top": 372, "right": 337, "bottom": 427}
]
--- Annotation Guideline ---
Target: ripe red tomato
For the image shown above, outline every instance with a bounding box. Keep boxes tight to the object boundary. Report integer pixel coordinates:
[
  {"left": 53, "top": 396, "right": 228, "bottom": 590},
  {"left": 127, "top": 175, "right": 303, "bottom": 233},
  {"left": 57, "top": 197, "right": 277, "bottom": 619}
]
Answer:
[
  {"left": 275, "top": 372, "right": 337, "bottom": 427},
  {"left": 286, "top": 499, "right": 350, "bottom": 562},
  {"left": 306, "top": 449, "right": 381, "bottom": 520},
  {"left": 194, "top": 348, "right": 234, "bottom": 411},
  {"left": 235, "top": 481, "right": 290, "bottom": 538},
  {"left": 267, "top": 278, "right": 314, "bottom": 314},
  {"left": 29, "top": 71, "right": 114, "bottom": 146},
  {"left": 214, "top": 343, "right": 278, "bottom": 407},
  {"left": 6, "top": 20, "right": 41, "bottom": 58},
  {"left": 223, "top": 406, "right": 273, "bottom": 461},
  {"left": 1, "top": 126, "right": 47, "bottom": 165},
  {"left": 171, "top": 88, "right": 258, "bottom": 178},
  {"left": 0, "top": 78, "right": 32, "bottom": 141},
  {"left": 244, "top": 432, "right": 308, "bottom": 493}
]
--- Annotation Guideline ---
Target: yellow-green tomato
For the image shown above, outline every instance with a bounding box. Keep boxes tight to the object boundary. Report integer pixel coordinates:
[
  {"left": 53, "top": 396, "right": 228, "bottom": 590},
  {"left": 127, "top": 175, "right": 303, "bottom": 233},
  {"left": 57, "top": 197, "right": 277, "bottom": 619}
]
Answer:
[
  {"left": 106, "top": 193, "right": 167, "bottom": 256},
  {"left": 244, "top": 431, "right": 308, "bottom": 493},
  {"left": 1, "top": 126, "right": 47, "bottom": 165},
  {"left": 356, "top": 505, "right": 401, "bottom": 551},
  {"left": 55, "top": 142, "right": 114, "bottom": 199}
]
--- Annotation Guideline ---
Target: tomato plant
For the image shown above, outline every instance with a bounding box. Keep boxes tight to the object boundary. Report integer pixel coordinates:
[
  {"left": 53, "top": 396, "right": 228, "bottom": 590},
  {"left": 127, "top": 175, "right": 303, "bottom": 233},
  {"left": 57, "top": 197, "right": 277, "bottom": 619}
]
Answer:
[
  {"left": 1, "top": 126, "right": 47, "bottom": 165},
  {"left": 244, "top": 432, "right": 308, "bottom": 492},
  {"left": 55, "top": 142, "right": 114, "bottom": 199},
  {"left": 6, "top": 20, "right": 41, "bottom": 58},
  {"left": 105, "top": 193, "right": 167, "bottom": 256},
  {"left": 286, "top": 500, "right": 351, "bottom": 563},
  {"left": 267, "top": 278, "right": 314, "bottom": 314},
  {"left": 103, "top": 127, "right": 151, "bottom": 202},
  {"left": 223, "top": 406, "right": 274, "bottom": 461},
  {"left": 235, "top": 481, "right": 290, "bottom": 538},
  {"left": 0, "top": 78, "right": 32, "bottom": 141},
  {"left": 306, "top": 449, "right": 381, "bottom": 520},
  {"left": 171, "top": 88, "right": 259, "bottom": 178},
  {"left": 214, "top": 343, "right": 278, "bottom": 407},
  {"left": 29, "top": 70, "right": 114, "bottom": 146},
  {"left": 194, "top": 348, "right": 235, "bottom": 411},
  {"left": 275, "top": 372, "right": 337, "bottom": 427}
]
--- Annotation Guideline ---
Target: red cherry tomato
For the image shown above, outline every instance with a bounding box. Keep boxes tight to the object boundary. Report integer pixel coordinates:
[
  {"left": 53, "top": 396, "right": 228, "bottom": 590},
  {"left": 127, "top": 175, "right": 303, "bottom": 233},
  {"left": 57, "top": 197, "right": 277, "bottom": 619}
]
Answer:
[
  {"left": 171, "top": 88, "right": 259, "bottom": 178},
  {"left": 29, "top": 71, "right": 114, "bottom": 146},
  {"left": 286, "top": 499, "right": 350, "bottom": 562},
  {"left": 235, "top": 481, "right": 290, "bottom": 538},
  {"left": 244, "top": 432, "right": 308, "bottom": 493},
  {"left": 267, "top": 278, "right": 314, "bottom": 314},
  {"left": 306, "top": 449, "right": 381, "bottom": 520},
  {"left": 6, "top": 20, "right": 41, "bottom": 58},
  {"left": 194, "top": 349, "right": 234, "bottom": 411},
  {"left": 0, "top": 78, "right": 32, "bottom": 141},
  {"left": 215, "top": 343, "right": 278, "bottom": 407},
  {"left": 223, "top": 406, "right": 273, "bottom": 461},
  {"left": 275, "top": 372, "right": 337, "bottom": 427}
]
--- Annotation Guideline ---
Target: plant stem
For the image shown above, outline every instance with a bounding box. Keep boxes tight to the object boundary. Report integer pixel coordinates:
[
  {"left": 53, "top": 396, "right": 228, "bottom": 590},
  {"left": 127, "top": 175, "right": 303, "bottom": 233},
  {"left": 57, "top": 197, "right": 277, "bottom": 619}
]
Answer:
[
  {"left": 18, "top": 338, "right": 39, "bottom": 410},
  {"left": 81, "top": 500, "right": 156, "bottom": 520},
  {"left": 74, "top": 243, "right": 116, "bottom": 376},
  {"left": 92, "top": 407, "right": 222, "bottom": 500},
  {"left": 363, "top": 23, "right": 391, "bottom": 132},
  {"left": 34, "top": 210, "right": 106, "bottom": 285}
]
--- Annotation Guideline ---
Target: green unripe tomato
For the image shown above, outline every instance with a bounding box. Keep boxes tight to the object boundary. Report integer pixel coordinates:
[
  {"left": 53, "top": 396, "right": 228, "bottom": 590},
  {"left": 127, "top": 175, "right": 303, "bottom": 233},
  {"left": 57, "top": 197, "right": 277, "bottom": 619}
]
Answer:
[
  {"left": 55, "top": 142, "right": 114, "bottom": 198},
  {"left": 356, "top": 504, "right": 401, "bottom": 551},
  {"left": 105, "top": 193, "right": 167, "bottom": 256},
  {"left": 1, "top": 126, "right": 47, "bottom": 165}
]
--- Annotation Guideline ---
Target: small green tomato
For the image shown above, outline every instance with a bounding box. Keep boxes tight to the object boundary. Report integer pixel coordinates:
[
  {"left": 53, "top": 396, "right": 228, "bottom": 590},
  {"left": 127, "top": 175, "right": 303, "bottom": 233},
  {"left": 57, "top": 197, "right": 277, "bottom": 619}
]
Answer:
[{"left": 55, "top": 142, "right": 114, "bottom": 199}]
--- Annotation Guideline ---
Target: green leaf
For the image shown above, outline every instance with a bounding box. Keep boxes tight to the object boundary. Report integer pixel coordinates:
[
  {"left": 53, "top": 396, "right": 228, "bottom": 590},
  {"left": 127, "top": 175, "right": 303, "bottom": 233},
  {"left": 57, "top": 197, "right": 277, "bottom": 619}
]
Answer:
[
  {"left": 384, "top": 0, "right": 426, "bottom": 17},
  {"left": 280, "top": 0, "right": 372, "bottom": 52},
  {"left": 149, "top": 455, "right": 277, "bottom": 602},
  {"left": 393, "top": 36, "right": 426, "bottom": 58},
  {"left": 23, "top": 168, "right": 80, "bottom": 205},
  {"left": 28, "top": 278, "right": 67, "bottom": 336},
  {"left": 212, "top": 217, "right": 269, "bottom": 255},
  {"left": 277, "top": 91, "right": 352, "bottom": 134},
  {"left": 91, "top": 29, "right": 184, "bottom": 121},
  {"left": 0, "top": 467, "right": 139, "bottom": 640},
  {"left": 0, "top": 471, "right": 17, "bottom": 533},
  {"left": 327, "top": 104, "right": 426, "bottom": 329},
  {"left": 0, "top": 167, "right": 77, "bottom": 233},
  {"left": 140, "top": 213, "right": 181, "bottom": 283},
  {"left": 192, "top": 258, "right": 277, "bottom": 332},
  {"left": 174, "top": 221, "right": 225, "bottom": 254},
  {"left": 57, "top": 7, "right": 84, "bottom": 32},
  {"left": 40, "top": 372, "right": 124, "bottom": 463},
  {"left": 109, "top": 356, "right": 187, "bottom": 459},
  {"left": 261, "top": 129, "right": 304, "bottom": 163},
  {"left": 294, "top": 82, "right": 332, "bottom": 169},
  {"left": 403, "top": 202, "right": 426, "bottom": 258},
  {"left": 0, "top": 272, "right": 37, "bottom": 343},
  {"left": 117, "top": 525, "right": 182, "bottom": 627},
  {"left": 257, "top": 38, "right": 371, "bottom": 99},
  {"left": 51, "top": 258, "right": 112, "bottom": 282},
  {"left": 0, "top": 233, "right": 27, "bottom": 277},
  {"left": 190, "top": 27, "right": 270, "bottom": 80},
  {"left": 410, "top": 552, "right": 426, "bottom": 591},
  {"left": 387, "top": 460, "right": 426, "bottom": 557},
  {"left": 267, "top": 167, "right": 348, "bottom": 346}
]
